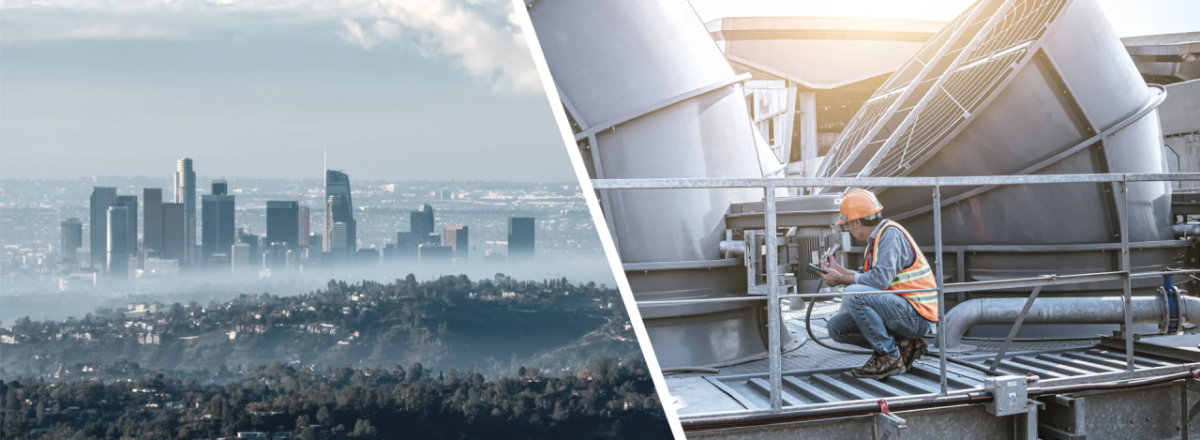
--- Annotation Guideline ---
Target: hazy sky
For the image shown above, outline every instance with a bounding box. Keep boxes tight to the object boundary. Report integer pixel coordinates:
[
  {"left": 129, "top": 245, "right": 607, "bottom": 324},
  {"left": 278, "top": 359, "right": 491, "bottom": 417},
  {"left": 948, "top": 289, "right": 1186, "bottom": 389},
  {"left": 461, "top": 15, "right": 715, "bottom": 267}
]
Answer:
[
  {"left": 0, "top": 0, "right": 571, "bottom": 182},
  {"left": 3, "top": 1, "right": 1195, "bottom": 182},
  {"left": 690, "top": 0, "right": 1200, "bottom": 37}
]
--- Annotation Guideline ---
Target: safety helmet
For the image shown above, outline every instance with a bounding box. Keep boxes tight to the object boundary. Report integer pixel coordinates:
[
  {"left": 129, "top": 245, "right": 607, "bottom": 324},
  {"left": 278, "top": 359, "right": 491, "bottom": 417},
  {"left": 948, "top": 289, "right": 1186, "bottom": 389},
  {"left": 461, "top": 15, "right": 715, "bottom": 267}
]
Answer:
[{"left": 835, "top": 189, "right": 883, "bottom": 225}]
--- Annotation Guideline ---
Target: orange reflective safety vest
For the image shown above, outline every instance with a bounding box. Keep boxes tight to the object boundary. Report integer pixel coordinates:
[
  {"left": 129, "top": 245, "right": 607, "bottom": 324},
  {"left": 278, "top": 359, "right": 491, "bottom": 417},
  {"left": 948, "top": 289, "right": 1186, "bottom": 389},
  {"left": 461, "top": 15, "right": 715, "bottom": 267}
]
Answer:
[{"left": 862, "top": 219, "right": 939, "bottom": 322}]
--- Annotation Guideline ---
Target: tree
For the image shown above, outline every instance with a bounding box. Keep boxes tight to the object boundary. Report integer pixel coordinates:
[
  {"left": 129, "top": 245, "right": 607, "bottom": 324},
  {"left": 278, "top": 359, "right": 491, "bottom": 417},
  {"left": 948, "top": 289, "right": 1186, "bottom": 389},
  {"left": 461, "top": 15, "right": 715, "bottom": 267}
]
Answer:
[{"left": 349, "top": 419, "right": 378, "bottom": 438}]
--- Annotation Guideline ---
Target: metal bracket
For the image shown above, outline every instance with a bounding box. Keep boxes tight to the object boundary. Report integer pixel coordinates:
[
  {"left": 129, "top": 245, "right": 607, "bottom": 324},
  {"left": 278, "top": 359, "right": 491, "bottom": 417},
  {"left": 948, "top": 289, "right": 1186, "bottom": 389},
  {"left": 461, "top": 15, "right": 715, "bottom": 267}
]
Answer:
[
  {"left": 1016, "top": 399, "right": 1045, "bottom": 440},
  {"left": 874, "top": 400, "right": 907, "bottom": 440},
  {"left": 1040, "top": 395, "right": 1087, "bottom": 440}
]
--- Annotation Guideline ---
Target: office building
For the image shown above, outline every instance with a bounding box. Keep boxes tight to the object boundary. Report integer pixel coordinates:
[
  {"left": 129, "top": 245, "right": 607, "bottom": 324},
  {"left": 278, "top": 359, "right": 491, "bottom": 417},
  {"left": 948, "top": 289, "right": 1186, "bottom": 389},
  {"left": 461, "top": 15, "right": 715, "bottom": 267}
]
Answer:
[
  {"left": 443, "top": 226, "right": 469, "bottom": 260},
  {"left": 411, "top": 204, "right": 435, "bottom": 239},
  {"left": 174, "top": 158, "right": 196, "bottom": 266},
  {"left": 89, "top": 187, "right": 117, "bottom": 272},
  {"left": 61, "top": 218, "right": 83, "bottom": 262},
  {"left": 107, "top": 206, "right": 129, "bottom": 279},
  {"left": 231, "top": 243, "right": 251, "bottom": 272},
  {"left": 298, "top": 206, "right": 310, "bottom": 256},
  {"left": 330, "top": 222, "right": 348, "bottom": 263},
  {"left": 238, "top": 228, "right": 262, "bottom": 269},
  {"left": 115, "top": 195, "right": 138, "bottom": 260},
  {"left": 143, "top": 258, "right": 180, "bottom": 278},
  {"left": 201, "top": 181, "right": 236, "bottom": 266},
  {"left": 162, "top": 203, "right": 186, "bottom": 261},
  {"left": 508, "top": 217, "right": 535, "bottom": 262},
  {"left": 266, "top": 201, "right": 300, "bottom": 248},
  {"left": 324, "top": 170, "right": 356, "bottom": 253},
  {"left": 143, "top": 188, "right": 163, "bottom": 259},
  {"left": 263, "top": 242, "right": 289, "bottom": 269},
  {"left": 418, "top": 244, "right": 454, "bottom": 264}
]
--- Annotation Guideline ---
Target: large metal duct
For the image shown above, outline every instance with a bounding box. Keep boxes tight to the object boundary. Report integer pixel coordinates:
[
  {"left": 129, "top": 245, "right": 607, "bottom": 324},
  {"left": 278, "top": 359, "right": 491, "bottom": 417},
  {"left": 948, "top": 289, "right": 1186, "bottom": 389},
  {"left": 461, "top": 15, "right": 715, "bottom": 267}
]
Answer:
[
  {"left": 813, "top": 0, "right": 1185, "bottom": 303},
  {"left": 527, "top": 0, "right": 798, "bottom": 369},
  {"left": 941, "top": 293, "right": 1200, "bottom": 350}
]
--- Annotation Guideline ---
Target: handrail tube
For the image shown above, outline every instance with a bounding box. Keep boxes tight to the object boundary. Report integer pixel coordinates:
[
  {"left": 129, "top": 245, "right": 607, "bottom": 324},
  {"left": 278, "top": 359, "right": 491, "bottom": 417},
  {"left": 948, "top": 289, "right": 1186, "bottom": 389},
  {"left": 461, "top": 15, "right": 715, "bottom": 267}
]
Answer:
[{"left": 590, "top": 172, "right": 1200, "bottom": 190}]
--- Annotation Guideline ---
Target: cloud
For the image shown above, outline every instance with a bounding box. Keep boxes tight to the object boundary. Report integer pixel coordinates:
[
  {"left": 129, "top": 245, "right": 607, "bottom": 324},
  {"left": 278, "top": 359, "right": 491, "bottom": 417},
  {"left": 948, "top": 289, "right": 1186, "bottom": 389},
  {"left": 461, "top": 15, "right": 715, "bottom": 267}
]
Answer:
[{"left": 0, "top": 0, "right": 543, "bottom": 95}]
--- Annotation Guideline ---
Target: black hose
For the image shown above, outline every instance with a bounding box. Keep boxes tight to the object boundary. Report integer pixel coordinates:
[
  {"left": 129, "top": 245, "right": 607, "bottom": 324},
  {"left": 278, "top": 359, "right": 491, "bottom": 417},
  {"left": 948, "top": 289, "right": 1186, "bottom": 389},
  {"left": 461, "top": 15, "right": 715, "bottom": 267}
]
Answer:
[{"left": 803, "top": 297, "right": 1006, "bottom": 376}]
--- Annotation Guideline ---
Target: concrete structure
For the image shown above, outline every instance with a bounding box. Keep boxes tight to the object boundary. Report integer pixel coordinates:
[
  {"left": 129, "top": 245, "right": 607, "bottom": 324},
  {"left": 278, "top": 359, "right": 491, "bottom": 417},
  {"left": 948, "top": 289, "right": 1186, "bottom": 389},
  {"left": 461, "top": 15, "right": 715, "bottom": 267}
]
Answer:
[
  {"left": 174, "top": 158, "right": 196, "bottom": 266},
  {"left": 60, "top": 218, "right": 82, "bottom": 263},
  {"left": 707, "top": 17, "right": 943, "bottom": 168},
  {"left": 417, "top": 244, "right": 453, "bottom": 264},
  {"left": 231, "top": 243, "right": 251, "bottom": 272},
  {"left": 89, "top": 187, "right": 116, "bottom": 272},
  {"left": 507, "top": 217, "right": 535, "bottom": 263},
  {"left": 443, "top": 225, "right": 468, "bottom": 260}
]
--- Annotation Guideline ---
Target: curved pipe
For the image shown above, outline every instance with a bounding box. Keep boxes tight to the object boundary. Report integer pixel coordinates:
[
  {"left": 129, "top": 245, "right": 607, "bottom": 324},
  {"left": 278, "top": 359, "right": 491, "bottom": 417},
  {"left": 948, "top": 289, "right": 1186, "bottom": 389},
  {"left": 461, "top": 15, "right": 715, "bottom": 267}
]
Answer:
[
  {"left": 1174, "top": 224, "right": 1200, "bottom": 238},
  {"left": 939, "top": 296, "right": 1172, "bottom": 350}
]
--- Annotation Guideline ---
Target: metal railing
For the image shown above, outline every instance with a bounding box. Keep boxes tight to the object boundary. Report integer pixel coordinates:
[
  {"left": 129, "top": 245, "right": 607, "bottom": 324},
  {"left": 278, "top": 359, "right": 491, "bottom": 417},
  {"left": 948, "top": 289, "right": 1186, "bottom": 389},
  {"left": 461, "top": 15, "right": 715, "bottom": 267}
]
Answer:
[{"left": 593, "top": 172, "right": 1200, "bottom": 415}]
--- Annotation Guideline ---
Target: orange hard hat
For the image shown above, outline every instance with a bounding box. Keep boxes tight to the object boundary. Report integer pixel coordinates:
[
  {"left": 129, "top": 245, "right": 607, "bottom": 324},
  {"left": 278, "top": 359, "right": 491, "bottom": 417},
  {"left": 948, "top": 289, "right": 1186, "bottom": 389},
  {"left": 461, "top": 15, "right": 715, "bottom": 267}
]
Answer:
[{"left": 836, "top": 189, "right": 883, "bottom": 225}]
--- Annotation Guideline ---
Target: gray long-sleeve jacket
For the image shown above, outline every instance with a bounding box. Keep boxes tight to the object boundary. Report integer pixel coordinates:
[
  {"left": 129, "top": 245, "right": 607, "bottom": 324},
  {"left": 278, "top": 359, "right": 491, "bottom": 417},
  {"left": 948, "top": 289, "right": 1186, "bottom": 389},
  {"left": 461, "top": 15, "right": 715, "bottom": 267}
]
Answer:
[{"left": 853, "top": 221, "right": 916, "bottom": 291}]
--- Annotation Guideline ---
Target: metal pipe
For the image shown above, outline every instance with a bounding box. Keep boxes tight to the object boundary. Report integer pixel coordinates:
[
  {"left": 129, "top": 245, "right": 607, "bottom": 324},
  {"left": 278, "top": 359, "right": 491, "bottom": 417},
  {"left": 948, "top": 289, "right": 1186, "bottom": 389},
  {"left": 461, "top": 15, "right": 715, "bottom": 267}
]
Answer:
[
  {"left": 765, "top": 183, "right": 783, "bottom": 410},
  {"left": 939, "top": 296, "right": 1167, "bottom": 350},
  {"left": 1174, "top": 224, "right": 1200, "bottom": 238}
]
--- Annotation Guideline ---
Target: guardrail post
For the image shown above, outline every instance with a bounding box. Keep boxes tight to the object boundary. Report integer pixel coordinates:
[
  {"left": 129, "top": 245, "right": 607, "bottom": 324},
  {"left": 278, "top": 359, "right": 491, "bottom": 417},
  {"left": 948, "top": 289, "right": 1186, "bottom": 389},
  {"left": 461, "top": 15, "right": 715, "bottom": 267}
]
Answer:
[
  {"left": 1119, "top": 178, "right": 1135, "bottom": 370},
  {"left": 934, "top": 183, "right": 948, "bottom": 394},
  {"left": 765, "top": 182, "right": 783, "bottom": 410}
]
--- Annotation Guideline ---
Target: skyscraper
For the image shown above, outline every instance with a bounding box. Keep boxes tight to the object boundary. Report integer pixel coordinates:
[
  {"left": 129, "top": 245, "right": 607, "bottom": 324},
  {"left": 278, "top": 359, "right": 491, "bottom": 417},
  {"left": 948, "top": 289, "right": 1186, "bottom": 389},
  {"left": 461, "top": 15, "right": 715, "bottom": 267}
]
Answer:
[
  {"left": 411, "top": 204, "right": 435, "bottom": 240},
  {"left": 324, "top": 170, "right": 356, "bottom": 253},
  {"left": 143, "top": 188, "right": 163, "bottom": 259},
  {"left": 89, "top": 187, "right": 117, "bottom": 272},
  {"left": 107, "top": 206, "right": 129, "bottom": 279},
  {"left": 266, "top": 201, "right": 300, "bottom": 248},
  {"left": 231, "top": 243, "right": 251, "bottom": 273},
  {"left": 443, "top": 225, "right": 469, "bottom": 260},
  {"left": 61, "top": 218, "right": 83, "bottom": 262},
  {"left": 162, "top": 203, "right": 186, "bottom": 262},
  {"left": 201, "top": 181, "right": 236, "bottom": 266},
  {"left": 330, "top": 222, "right": 348, "bottom": 264},
  {"left": 238, "top": 228, "right": 262, "bottom": 269},
  {"left": 174, "top": 158, "right": 197, "bottom": 266},
  {"left": 508, "top": 217, "right": 535, "bottom": 263},
  {"left": 115, "top": 195, "right": 138, "bottom": 261}
]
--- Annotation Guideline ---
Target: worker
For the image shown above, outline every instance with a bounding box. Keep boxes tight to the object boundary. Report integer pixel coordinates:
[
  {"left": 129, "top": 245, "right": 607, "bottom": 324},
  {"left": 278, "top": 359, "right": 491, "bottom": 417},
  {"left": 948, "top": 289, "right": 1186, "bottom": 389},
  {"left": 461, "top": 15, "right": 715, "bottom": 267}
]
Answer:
[{"left": 818, "top": 189, "right": 938, "bottom": 380}]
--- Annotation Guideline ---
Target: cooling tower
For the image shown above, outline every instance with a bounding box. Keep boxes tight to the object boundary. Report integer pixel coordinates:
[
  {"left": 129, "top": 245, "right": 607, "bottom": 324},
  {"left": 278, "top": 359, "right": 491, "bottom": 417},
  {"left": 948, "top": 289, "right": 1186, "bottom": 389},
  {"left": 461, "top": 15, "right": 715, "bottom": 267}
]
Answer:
[
  {"left": 815, "top": 0, "right": 1185, "bottom": 305},
  {"left": 528, "top": 0, "right": 800, "bottom": 369}
]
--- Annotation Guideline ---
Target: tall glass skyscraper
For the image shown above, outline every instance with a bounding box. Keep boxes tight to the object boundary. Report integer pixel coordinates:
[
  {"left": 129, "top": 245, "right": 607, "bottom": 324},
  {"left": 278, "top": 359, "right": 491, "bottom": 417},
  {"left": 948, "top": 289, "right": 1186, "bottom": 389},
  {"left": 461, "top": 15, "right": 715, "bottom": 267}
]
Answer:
[
  {"left": 508, "top": 217, "right": 535, "bottom": 263},
  {"left": 267, "top": 201, "right": 300, "bottom": 248},
  {"left": 107, "top": 206, "right": 129, "bottom": 279},
  {"left": 143, "top": 188, "right": 163, "bottom": 259},
  {"left": 201, "top": 180, "right": 236, "bottom": 266},
  {"left": 89, "top": 187, "right": 117, "bottom": 272},
  {"left": 115, "top": 195, "right": 138, "bottom": 261},
  {"left": 60, "top": 218, "right": 83, "bottom": 262},
  {"left": 323, "top": 170, "right": 356, "bottom": 253},
  {"left": 174, "top": 158, "right": 197, "bottom": 266}
]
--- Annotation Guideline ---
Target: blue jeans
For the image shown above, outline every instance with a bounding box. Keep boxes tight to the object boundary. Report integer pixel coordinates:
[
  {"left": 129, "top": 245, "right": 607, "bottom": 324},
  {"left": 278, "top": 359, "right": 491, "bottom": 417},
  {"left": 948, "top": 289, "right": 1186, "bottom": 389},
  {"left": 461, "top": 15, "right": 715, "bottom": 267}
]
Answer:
[{"left": 827, "top": 284, "right": 931, "bottom": 357}]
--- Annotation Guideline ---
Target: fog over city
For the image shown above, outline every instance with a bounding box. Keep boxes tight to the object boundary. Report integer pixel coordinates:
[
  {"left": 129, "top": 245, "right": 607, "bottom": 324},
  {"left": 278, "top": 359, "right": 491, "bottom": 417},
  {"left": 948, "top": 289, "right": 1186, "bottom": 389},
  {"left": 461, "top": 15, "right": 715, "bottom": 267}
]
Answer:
[{"left": 0, "top": 176, "right": 613, "bottom": 324}]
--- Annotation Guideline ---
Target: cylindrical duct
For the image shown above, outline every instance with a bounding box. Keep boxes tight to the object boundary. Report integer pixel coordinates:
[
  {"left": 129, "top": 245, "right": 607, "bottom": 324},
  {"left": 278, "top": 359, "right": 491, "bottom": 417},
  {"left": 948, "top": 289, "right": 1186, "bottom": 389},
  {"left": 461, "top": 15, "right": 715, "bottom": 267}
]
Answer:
[{"left": 529, "top": 0, "right": 795, "bottom": 368}]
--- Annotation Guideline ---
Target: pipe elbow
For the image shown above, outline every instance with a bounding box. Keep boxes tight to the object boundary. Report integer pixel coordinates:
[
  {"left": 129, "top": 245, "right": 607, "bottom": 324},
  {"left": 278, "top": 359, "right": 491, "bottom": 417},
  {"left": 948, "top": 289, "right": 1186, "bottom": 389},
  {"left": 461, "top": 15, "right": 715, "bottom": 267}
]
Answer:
[{"left": 941, "top": 298, "right": 986, "bottom": 350}]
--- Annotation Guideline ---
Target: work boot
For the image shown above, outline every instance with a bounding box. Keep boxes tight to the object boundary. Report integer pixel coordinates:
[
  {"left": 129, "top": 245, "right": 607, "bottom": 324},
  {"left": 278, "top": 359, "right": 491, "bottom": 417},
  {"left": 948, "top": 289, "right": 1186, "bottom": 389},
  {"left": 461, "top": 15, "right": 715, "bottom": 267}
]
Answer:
[
  {"left": 851, "top": 352, "right": 905, "bottom": 380},
  {"left": 897, "top": 337, "right": 928, "bottom": 371}
]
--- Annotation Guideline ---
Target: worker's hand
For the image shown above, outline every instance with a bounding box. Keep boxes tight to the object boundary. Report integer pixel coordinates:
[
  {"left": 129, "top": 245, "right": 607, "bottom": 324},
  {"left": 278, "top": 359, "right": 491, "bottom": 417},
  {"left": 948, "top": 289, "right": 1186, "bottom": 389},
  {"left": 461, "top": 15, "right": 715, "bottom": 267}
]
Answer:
[
  {"left": 822, "top": 254, "right": 846, "bottom": 274},
  {"left": 819, "top": 268, "right": 850, "bottom": 287}
]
